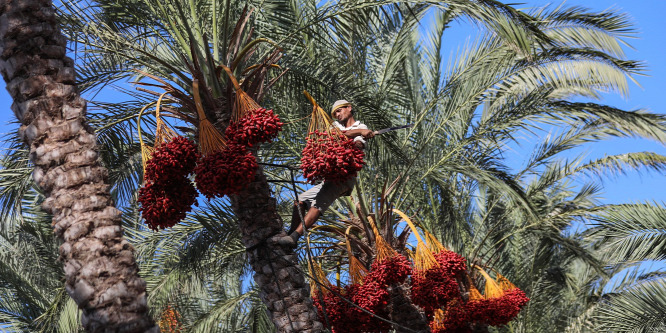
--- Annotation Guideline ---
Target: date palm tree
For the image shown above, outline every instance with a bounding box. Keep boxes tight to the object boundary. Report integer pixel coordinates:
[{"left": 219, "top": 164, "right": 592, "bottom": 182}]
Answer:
[
  {"left": 51, "top": 0, "right": 552, "bottom": 331},
  {"left": 2, "top": 1, "right": 665, "bottom": 332},
  {"left": 0, "top": 0, "right": 156, "bottom": 331},
  {"left": 280, "top": 3, "right": 666, "bottom": 332}
]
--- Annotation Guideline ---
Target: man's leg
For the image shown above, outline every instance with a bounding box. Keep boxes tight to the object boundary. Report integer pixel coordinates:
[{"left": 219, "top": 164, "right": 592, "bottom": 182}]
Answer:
[
  {"left": 288, "top": 201, "right": 307, "bottom": 235},
  {"left": 285, "top": 179, "right": 352, "bottom": 245},
  {"left": 292, "top": 206, "right": 321, "bottom": 237}
]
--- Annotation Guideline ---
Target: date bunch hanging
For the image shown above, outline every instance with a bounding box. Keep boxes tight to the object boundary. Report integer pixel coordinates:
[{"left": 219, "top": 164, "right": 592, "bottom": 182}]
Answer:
[
  {"left": 138, "top": 136, "right": 200, "bottom": 230},
  {"left": 158, "top": 305, "right": 184, "bottom": 333},
  {"left": 221, "top": 64, "right": 283, "bottom": 148},
  {"left": 312, "top": 255, "right": 412, "bottom": 333},
  {"left": 310, "top": 209, "right": 530, "bottom": 332},
  {"left": 226, "top": 107, "right": 283, "bottom": 147},
  {"left": 465, "top": 270, "right": 530, "bottom": 327},
  {"left": 429, "top": 270, "right": 530, "bottom": 332},
  {"left": 466, "top": 288, "right": 530, "bottom": 327},
  {"left": 191, "top": 72, "right": 263, "bottom": 199},
  {"left": 411, "top": 250, "right": 468, "bottom": 314},
  {"left": 194, "top": 144, "right": 258, "bottom": 198},
  {"left": 301, "top": 130, "right": 365, "bottom": 183},
  {"left": 429, "top": 298, "right": 472, "bottom": 333},
  {"left": 300, "top": 91, "right": 365, "bottom": 184}
]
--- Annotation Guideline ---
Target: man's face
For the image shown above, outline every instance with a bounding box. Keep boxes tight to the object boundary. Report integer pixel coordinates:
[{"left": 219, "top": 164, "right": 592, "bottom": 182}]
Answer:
[{"left": 333, "top": 105, "right": 352, "bottom": 122}]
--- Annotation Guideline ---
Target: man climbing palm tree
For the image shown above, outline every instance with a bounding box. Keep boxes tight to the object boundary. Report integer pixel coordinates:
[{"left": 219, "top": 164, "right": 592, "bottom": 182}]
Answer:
[{"left": 286, "top": 100, "right": 375, "bottom": 244}]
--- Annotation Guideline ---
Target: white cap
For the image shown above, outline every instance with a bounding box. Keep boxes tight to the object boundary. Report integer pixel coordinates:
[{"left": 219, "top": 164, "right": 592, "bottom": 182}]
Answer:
[{"left": 331, "top": 100, "right": 351, "bottom": 114}]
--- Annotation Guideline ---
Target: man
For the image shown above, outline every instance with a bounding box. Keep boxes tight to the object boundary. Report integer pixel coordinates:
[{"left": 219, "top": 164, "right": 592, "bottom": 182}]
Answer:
[{"left": 286, "top": 99, "right": 374, "bottom": 244}]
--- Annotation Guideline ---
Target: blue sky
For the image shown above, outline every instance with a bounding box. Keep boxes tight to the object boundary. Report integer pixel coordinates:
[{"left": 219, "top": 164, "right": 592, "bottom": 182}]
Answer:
[
  {"left": 533, "top": 0, "right": 666, "bottom": 205},
  {"left": 0, "top": 0, "right": 664, "bottom": 206},
  {"left": 482, "top": 1, "right": 666, "bottom": 205}
]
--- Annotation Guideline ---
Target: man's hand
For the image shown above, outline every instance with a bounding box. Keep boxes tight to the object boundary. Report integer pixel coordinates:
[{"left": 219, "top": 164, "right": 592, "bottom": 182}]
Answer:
[{"left": 360, "top": 129, "right": 375, "bottom": 139}]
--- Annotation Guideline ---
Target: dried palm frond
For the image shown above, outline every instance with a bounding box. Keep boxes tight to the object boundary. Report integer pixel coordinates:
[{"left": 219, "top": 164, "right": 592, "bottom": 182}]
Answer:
[
  {"left": 423, "top": 228, "right": 447, "bottom": 253},
  {"left": 137, "top": 92, "right": 178, "bottom": 177},
  {"left": 306, "top": 234, "right": 332, "bottom": 297},
  {"left": 496, "top": 272, "right": 517, "bottom": 291},
  {"left": 154, "top": 92, "right": 176, "bottom": 147},
  {"left": 431, "top": 309, "right": 446, "bottom": 331},
  {"left": 137, "top": 102, "right": 156, "bottom": 176},
  {"left": 308, "top": 259, "right": 330, "bottom": 297},
  {"left": 193, "top": 79, "right": 226, "bottom": 155},
  {"left": 474, "top": 265, "right": 504, "bottom": 299},
  {"left": 367, "top": 215, "right": 397, "bottom": 263},
  {"left": 345, "top": 227, "right": 368, "bottom": 284},
  {"left": 466, "top": 274, "right": 484, "bottom": 301},
  {"left": 219, "top": 64, "right": 261, "bottom": 122},
  {"left": 394, "top": 209, "right": 438, "bottom": 272},
  {"left": 304, "top": 90, "right": 344, "bottom": 139}
]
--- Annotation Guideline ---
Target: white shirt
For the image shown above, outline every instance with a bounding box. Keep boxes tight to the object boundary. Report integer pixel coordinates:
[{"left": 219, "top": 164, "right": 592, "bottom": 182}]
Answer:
[{"left": 333, "top": 120, "right": 368, "bottom": 148}]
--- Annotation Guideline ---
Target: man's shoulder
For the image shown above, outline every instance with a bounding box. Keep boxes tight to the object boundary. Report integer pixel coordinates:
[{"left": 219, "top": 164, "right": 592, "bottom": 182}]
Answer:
[
  {"left": 349, "top": 121, "right": 367, "bottom": 130},
  {"left": 335, "top": 120, "right": 368, "bottom": 130},
  {"left": 354, "top": 122, "right": 368, "bottom": 130}
]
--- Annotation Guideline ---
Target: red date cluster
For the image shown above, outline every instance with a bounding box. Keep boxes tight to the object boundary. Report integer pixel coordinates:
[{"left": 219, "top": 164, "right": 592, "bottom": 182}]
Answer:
[
  {"left": 313, "top": 284, "right": 391, "bottom": 333},
  {"left": 412, "top": 250, "right": 468, "bottom": 313},
  {"left": 434, "top": 250, "right": 467, "bottom": 277},
  {"left": 300, "top": 130, "right": 365, "bottom": 183},
  {"left": 194, "top": 144, "right": 258, "bottom": 198},
  {"left": 311, "top": 244, "right": 529, "bottom": 333},
  {"left": 429, "top": 288, "right": 530, "bottom": 332},
  {"left": 313, "top": 255, "right": 412, "bottom": 333},
  {"left": 225, "top": 108, "right": 283, "bottom": 147},
  {"left": 366, "top": 254, "right": 412, "bottom": 286},
  {"left": 138, "top": 179, "right": 198, "bottom": 230},
  {"left": 313, "top": 283, "right": 391, "bottom": 332},
  {"left": 430, "top": 298, "right": 472, "bottom": 333},
  {"left": 138, "top": 130, "right": 264, "bottom": 229},
  {"left": 312, "top": 286, "right": 349, "bottom": 331},
  {"left": 348, "top": 282, "right": 392, "bottom": 332},
  {"left": 159, "top": 305, "right": 183, "bottom": 333},
  {"left": 465, "top": 288, "right": 529, "bottom": 326},
  {"left": 138, "top": 137, "right": 200, "bottom": 230},
  {"left": 411, "top": 270, "right": 460, "bottom": 313},
  {"left": 144, "top": 136, "right": 200, "bottom": 181}
]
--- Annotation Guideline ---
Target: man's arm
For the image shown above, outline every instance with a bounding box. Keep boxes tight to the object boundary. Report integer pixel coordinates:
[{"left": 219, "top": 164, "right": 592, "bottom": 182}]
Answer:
[
  {"left": 342, "top": 129, "right": 373, "bottom": 149},
  {"left": 342, "top": 128, "right": 375, "bottom": 139}
]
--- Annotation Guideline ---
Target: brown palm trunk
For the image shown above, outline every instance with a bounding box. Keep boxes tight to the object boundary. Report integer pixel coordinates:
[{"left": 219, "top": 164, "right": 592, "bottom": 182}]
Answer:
[
  {"left": 0, "top": 0, "right": 157, "bottom": 332},
  {"left": 230, "top": 169, "right": 324, "bottom": 332},
  {"left": 388, "top": 283, "right": 431, "bottom": 333}
]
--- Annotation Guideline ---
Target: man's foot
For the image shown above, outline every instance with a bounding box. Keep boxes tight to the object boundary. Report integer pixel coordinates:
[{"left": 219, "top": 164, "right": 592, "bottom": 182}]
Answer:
[
  {"left": 290, "top": 231, "right": 302, "bottom": 243},
  {"left": 271, "top": 232, "right": 301, "bottom": 249}
]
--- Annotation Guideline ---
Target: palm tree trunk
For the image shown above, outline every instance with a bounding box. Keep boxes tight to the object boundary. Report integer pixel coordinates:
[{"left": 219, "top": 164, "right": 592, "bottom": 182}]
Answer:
[
  {"left": 0, "top": 1, "right": 157, "bottom": 332},
  {"left": 388, "top": 283, "right": 431, "bottom": 333},
  {"left": 231, "top": 169, "right": 324, "bottom": 332}
]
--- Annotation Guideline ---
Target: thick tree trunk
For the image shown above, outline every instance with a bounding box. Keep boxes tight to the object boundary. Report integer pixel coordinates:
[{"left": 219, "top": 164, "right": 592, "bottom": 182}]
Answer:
[
  {"left": 231, "top": 169, "right": 324, "bottom": 332},
  {"left": 388, "top": 283, "right": 431, "bottom": 333},
  {"left": 0, "top": 0, "right": 157, "bottom": 331}
]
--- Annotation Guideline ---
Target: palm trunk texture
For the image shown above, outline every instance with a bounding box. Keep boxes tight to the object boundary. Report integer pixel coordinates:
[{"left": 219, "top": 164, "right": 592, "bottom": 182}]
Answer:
[
  {"left": 0, "top": 0, "right": 158, "bottom": 331},
  {"left": 388, "top": 283, "right": 431, "bottom": 332},
  {"left": 231, "top": 169, "right": 324, "bottom": 332}
]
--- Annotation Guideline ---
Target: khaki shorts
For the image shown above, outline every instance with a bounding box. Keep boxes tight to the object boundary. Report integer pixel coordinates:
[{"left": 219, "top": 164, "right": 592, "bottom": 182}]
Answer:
[{"left": 298, "top": 177, "right": 356, "bottom": 212}]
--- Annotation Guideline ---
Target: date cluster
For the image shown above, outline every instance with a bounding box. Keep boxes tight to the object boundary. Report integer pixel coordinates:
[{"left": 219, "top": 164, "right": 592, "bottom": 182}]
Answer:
[
  {"left": 194, "top": 144, "right": 258, "bottom": 199},
  {"left": 300, "top": 130, "right": 365, "bottom": 184},
  {"left": 138, "top": 108, "right": 283, "bottom": 229},
  {"left": 138, "top": 136, "right": 200, "bottom": 230},
  {"left": 312, "top": 250, "right": 529, "bottom": 333},
  {"left": 312, "top": 255, "right": 411, "bottom": 333},
  {"left": 225, "top": 108, "right": 283, "bottom": 147}
]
